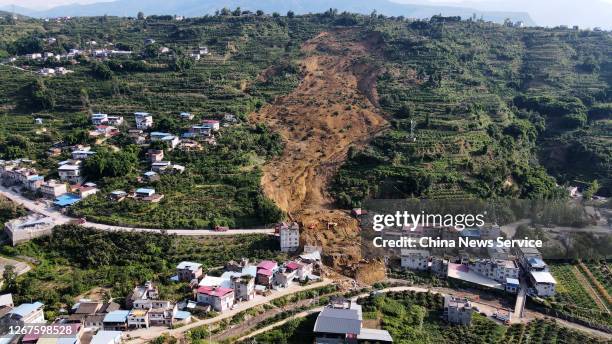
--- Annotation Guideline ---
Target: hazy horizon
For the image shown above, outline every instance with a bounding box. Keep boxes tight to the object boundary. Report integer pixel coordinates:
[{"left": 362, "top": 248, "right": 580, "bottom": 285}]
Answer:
[{"left": 1, "top": 0, "right": 611, "bottom": 29}]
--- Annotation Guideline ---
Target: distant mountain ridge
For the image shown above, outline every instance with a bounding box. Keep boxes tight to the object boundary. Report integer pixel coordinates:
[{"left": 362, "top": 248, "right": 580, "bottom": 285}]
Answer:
[{"left": 0, "top": 0, "right": 535, "bottom": 25}]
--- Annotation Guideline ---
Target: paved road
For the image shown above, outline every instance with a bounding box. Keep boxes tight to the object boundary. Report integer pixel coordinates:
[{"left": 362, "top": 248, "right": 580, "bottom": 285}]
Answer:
[
  {"left": 124, "top": 279, "right": 333, "bottom": 343},
  {"left": 513, "top": 284, "right": 527, "bottom": 321},
  {"left": 0, "top": 185, "right": 275, "bottom": 236}
]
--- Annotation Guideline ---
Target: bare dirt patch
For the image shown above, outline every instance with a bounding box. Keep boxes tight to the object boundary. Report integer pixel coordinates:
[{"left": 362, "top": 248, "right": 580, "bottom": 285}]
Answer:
[{"left": 250, "top": 28, "right": 388, "bottom": 282}]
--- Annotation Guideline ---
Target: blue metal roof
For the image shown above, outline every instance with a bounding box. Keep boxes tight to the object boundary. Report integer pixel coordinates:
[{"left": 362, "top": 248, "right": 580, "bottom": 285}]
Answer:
[
  {"left": 54, "top": 194, "right": 81, "bottom": 207},
  {"left": 10, "top": 302, "right": 43, "bottom": 318},
  {"left": 103, "top": 310, "right": 129, "bottom": 323},
  {"left": 174, "top": 311, "right": 191, "bottom": 320},
  {"left": 506, "top": 278, "right": 519, "bottom": 285},
  {"left": 136, "top": 188, "right": 155, "bottom": 194},
  {"left": 527, "top": 257, "right": 546, "bottom": 267}
]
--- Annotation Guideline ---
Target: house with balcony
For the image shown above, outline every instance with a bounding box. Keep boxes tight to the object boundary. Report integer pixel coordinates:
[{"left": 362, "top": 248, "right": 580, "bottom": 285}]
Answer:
[
  {"left": 196, "top": 287, "right": 234, "bottom": 312},
  {"left": 134, "top": 112, "right": 153, "bottom": 129}
]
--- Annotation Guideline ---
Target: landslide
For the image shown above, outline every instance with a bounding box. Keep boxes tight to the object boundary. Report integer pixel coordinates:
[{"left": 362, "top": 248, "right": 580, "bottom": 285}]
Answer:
[{"left": 250, "top": 28, "right": 388, "bottom": 282}]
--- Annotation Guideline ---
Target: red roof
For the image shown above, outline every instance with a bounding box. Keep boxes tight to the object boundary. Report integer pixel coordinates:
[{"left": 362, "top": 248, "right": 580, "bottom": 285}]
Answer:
[
  {"left": 286, "top": 261, "right": 301, "bottom": 270},
  {"left": 202, "top": 119, "right": 219, "bottom": 124},
  {"left": 196, "top": 286, "right": 234, "bottom": 297},
  {"left": 257, "top": 260, "right": 277, "bottom": 271},
  {"left": 257, "top": 268, "right": 273, "bottom": 276}
]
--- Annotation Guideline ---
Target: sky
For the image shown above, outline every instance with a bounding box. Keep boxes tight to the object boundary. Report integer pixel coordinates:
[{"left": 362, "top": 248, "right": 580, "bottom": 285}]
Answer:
[{"left": 0, "top": 0, "right": 112, "bottom": 9}]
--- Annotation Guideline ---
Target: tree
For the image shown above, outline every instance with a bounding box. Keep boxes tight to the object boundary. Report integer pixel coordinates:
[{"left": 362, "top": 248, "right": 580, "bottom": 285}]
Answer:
[
  {"left": 171, "top": 56, "right": 193, "bottom": 73},
  {"left": 91, "top": 62, "right": 113, "bottom": 80},
  {"left": 137, "top": 11, "right": 145, "bottom": 20},
  {"left": 287, "top": 11, "right": 295, "bottom": 18},
  {"left": 144, "top": 43, "right": 161, "bottom": 58},
  {"left": 583, "top": 180, "right": 600, "bottom": 200},
  {"left": 256, "top": 10, "right": 264, "bottom": 16},
  {"left": 82, "top": 146, "right": 140, "bottom": 179},
  {"left": 30, "top": 79, "right": 55, "bottom": 110},
  {"left": 272, "top": 12, "right": 280, "bottom": 18},
  {"left": 232, "top": 7, "right": 241, "bottom": 16},
  {"left": 2, "top": 265, "right": 16, "bottom": 292},
  {"left": 79, "top": 88, "right": 90, "bottom": 110},
  {"left": 396, "top": 103, "right": 413, "bottom": 119},
  {"left": 424, "top": 113, "right": 431, "bottom": 128},
  {"left": 12, "top": 36, "right": 43, "bottom": 55}
]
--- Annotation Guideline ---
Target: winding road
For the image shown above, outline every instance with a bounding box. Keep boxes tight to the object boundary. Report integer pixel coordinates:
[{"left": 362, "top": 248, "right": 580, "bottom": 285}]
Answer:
[{"left": 0, "top": 185, "right": 275, "bottom": 236}]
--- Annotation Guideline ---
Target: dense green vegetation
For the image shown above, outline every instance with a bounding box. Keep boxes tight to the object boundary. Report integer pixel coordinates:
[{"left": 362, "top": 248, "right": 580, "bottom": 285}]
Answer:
[
  {"left": 332, "top": 17, "right": 612, "bottom": 206},
  {"left": 0, "top": 225, "right": 285, "bottom": 317},
  {"left": 0, "top": 195, "right": 26, "bottom": 225},
  {"left": 70, "top": 125, "right": 284, "bottom": 228},
  {"left": 1, "top": 12, "right": 610, "bottom": 221},
  {"left": 248, "top": 291, "right": 611, "bottom": 343},
  {"left": 0, "top": 14, "right": 327, "bottom": 227}
]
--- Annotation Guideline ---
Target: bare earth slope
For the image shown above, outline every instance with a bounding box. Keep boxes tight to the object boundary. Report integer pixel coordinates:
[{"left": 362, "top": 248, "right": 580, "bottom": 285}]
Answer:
[
  {"left": 250, "top": 29, "right": 388, "bottom": 282},
  {"left": 252, "top": 29, "right": 386, "bottom": 213}
]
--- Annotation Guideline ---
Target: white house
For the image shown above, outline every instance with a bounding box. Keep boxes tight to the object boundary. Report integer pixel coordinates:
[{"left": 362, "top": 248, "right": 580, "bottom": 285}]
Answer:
[
  {"left": 529, "top": 271, "right": 556, "bottom": 297},
  {"left": 72, "top": 150, "right": 96, "bottom": 160},
  {"left": 134, "top": 112, "right": 153, "bottom": 129},
  {"left": 400, "top": 249, "right": 430, "bottom": 271},
  {"left": 91, "top": 113, "right": 109, "bottom": 125},
  {"left": 40, "top": 179, "right": 68, "bottom": 198},
  {"left": 202, "top": 120, "right": 220, "bottom": 131},
  {"left": 196, "top": 286, "right": 234, "bottom": 312},
  {"left": 180, "top": 112, "right": 194, "bottom": 120},
  {"left": 151, "top": 161, "right": 172, "bottom": 172},
  {"left": 58, "top": 164, "right": 83, "bottom": 184},
  {"left": 107, "top": 116, "right": 124, "bottom": 125},
  {"left": 279, "top": 222, "right": 299, "bottom": 252},
  {"left": 127, "top": 309, "right": 149, "bottom": 329}
]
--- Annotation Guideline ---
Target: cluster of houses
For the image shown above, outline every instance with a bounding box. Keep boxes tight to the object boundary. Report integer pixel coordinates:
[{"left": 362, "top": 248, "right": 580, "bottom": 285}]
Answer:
[
  {"left": 38, "top": 66, "right": 73, "bottom": 77},
  {"left": 0, "top": 155, "right": 99, "bottom": 209},
  {"left": 400, "top": 244, "right": 556, "bottom": 297},
  {"left": 0, "top": 294, "right": 125, "bottom": 344},
  {"left": 188, "top": 46, "right": 210, "bottom": 61},
  {"left": 3, "top": 35, "right": 211, "bottom": 69},
  {"left": 176, "top": 253, "right": 321, "bottom": 313}
]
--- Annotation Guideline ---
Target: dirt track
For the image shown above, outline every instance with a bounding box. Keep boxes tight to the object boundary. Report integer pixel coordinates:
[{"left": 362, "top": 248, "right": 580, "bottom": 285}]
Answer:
[{"left": 251, "top": 29, "right": 388, "bottom": 282}]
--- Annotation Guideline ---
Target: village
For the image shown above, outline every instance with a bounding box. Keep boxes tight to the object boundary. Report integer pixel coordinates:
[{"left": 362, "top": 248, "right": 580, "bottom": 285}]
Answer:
[
  {"left": 1, "top": 32, "right": 210, "bottom": 78},
  {"left": 0, "top": 218, "right": 334, "bottom": 343},
  {"left": 0, "top": 108, "right": 241, "bottom": 240}
]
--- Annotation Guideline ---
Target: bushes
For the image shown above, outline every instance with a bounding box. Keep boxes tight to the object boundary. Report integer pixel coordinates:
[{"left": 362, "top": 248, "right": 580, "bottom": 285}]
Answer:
[
  {"left": 2, "top": 226, "right": 284, "bottom": 310},
  {"left": 90, "top": 61, "right": 113, "bottom": 80},
  {"left": 82, "top": 146, "right": 140, "bottom": 179}
]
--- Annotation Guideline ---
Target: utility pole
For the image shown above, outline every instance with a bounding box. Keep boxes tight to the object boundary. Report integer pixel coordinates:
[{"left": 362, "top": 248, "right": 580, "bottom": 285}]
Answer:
[{"left": 408, "top": 119, "right": 417, "bottom": 142}]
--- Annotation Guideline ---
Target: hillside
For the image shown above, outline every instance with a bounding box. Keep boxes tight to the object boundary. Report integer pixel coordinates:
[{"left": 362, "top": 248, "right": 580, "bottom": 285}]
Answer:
[{"left": 0, "top": 12, "right": 610, "bottom": 275}]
